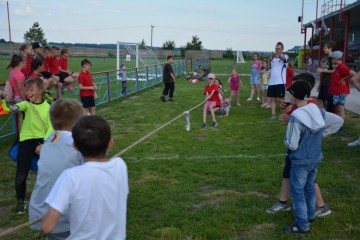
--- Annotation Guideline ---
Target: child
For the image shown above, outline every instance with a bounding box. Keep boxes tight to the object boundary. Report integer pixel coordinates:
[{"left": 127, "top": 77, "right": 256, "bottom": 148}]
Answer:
[
  {"left": 202, "top": 73, "right": 221, "bottom": 128},
  {"left": 267, "top": 73, "right": 332, "bottom": 218},
  {"left": 78, "top": 59, "right": 97, "bottom": 115},
  {"left": 214, "top": 79, "right": 223, "bottom": 102},
  {"left": 32, "top": 42, "right": 44, "bottom": 61},
  {"left": 219, "top": 98, "right": 230, "bottom": 117},
  {"left": 29, "top": 99, "right": 84, "bottom": 240},
  {"left": 28, "top": 58, "right": 62, "bottom": 103},
  {"left": 247, "top": 53, "right": 261, "bottom": 101},
  {"left": 20, "top": 43, "right": 33, "bottom": 76},
  {"left": 286, "top": 62, "right": 294, "bottom": 89},
  {"left": 283, "top": 81, "right": 343, "bottom": 234},
  {"left": 120, "top": 64, "right": 127, "bottom": 96},
  {"left": 228, "top": 69, "right": 242, "bottom": 106},
  {"left": 1, "top": 78, "right": 53, "bottom": 214},
  {"left": 260, "top": 61, "right": 270, "bottom": 108},
  {"left": 41, "top": 115, "right": 129, "bottom": 239},
  {"left": 7, "top": 54, "right": 26, "bottom": 103},
  {"left": 58, "top": 48, "right": 78, "bottom": 92},
  {"left": 328, "top": 51, "right": 356, "bottom": 121}
]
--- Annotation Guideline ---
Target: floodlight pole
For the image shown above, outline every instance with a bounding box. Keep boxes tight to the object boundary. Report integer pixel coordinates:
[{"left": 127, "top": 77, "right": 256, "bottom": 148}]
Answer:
[
  {"left": 151, "top": 25, "right": 154, "bottom": 49},
  {"left": 7, "top": 1, "right": 12, "bottom": 54}
]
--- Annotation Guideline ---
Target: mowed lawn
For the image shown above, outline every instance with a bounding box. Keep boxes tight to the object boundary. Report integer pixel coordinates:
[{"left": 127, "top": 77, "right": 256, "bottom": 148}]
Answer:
[{"left": 0, "top": 58, "right": 360, "bottom": 239}]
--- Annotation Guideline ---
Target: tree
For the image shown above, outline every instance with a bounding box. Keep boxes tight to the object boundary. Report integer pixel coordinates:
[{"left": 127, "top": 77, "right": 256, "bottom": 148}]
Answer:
[
  {"left": 185, "top": 35, "right": 203, "bottom": 50},
  {"left": 223, "top": 48, "right": 234, "bottom": 59},
  {"left": 179, "top": 46, "right": 186, "bottom": 57},
  {"left": 162, "top": 40, "right": 175, "bottom": 50},
  {"left": 23, "top": 22, "right": 47, "bottom": 45},
  {"left": 139, "top": 39, "right": 146, "bottom": 49}
]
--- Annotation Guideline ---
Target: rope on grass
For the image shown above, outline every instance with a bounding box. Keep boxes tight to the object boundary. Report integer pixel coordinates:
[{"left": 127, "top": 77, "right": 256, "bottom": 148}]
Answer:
[{"left": 0, "top": 99, "right": 206, "bottom": 238}]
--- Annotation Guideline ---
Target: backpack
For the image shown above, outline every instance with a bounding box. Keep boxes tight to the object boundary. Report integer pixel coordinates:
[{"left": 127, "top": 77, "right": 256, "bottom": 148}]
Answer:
[{"left": 3, "top": 80, "right": 14, "bottom": 103}]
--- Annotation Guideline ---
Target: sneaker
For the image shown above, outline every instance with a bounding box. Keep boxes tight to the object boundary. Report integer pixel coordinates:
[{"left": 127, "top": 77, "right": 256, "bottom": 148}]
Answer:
[
  {"left": 315, "top": 204, "right": 332, "bottom": 217},
  {"left": 269, "top": 115, "right": 276, "bottom": 120},
  {"left": 211, "top": 121, "right": 218, "bottom": 128},
  {"left": 236, "top": 103, "right": 241, "bottom": 106},
  {"left": 347, "top": 138, "right": 360, "bottom": 147},
  {"left": 160, "top": 95, "right": 166, "bottom": 102},
  {"left": 284, "top": 223, "right": 308, "bottom": 234},
  {"left": 256, "top": 97, "right": 260, "bottom": 101},
  {"left": 265, "top": 201, "right": 291, "bottom": 213},
  {"left": 16, "top": 199, "right": 26, "bottom": 214},
  {"left": 201, "top": 123, "right": 207, "bottom": 128},
  {"left": 265, "top": 104, "right": 271, "bottom": 108},
  {"left": 66, "top": 85, "right": 75, "bottom": 93},
  {"left": 169, "top": 98, "right": 174, "bottom": 102},
  {"left": 247, "top": 98, "right": 253, "bottom": 101}
]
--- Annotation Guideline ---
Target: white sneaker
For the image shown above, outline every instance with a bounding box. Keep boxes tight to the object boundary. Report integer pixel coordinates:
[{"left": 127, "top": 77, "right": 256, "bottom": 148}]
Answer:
[
  {"left": 247, "top": 98, "right": 253, "bottom": 101},
  {"left": 256, "top": 97, "right": 260, "bottom": 101},
  {"left": 347, "top": 138, "right": 360, "bottom": 147},
  {"left": 236, "top": 103, "right": 241, "bottom": 106}
]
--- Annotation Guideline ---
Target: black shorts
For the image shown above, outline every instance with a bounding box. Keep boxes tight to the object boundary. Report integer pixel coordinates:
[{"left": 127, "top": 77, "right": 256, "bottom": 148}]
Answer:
[
  {"left": 57, "top": 72, "right": 70, "bottom": 83},
  {"left": 267, "top": 84, "right": 285, "bottom": 98},
  {"left": 41, "top": 71, "right": 52, "bottom": 79},
  {"left": 282, "top": 149, "right": 292, "bottom": 178},
  {"left": 80, "top": 96, "right": 95, "bottom": 108}
]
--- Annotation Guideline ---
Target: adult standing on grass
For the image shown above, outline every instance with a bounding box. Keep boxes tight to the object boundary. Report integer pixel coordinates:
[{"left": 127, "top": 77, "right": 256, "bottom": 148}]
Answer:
[
  {"left": 160, "top": 55, "right": 175, "bottom": 102},
  {"left": 267, "top": 42, "right": 289, "bottom": 120}
]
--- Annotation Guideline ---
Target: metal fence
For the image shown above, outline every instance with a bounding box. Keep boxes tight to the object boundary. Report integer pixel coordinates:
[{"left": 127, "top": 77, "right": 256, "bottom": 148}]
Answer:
[{"left": 0, "top": 60, "right": 187, "bottom": 140}]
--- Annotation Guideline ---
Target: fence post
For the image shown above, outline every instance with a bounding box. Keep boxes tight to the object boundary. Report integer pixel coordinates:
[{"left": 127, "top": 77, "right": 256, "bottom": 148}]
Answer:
[
  {"left": 106, "top": 72, "right": 111, "bottom": 103},
  {"left": 136, "top": 68, "right": 139, "bottom": 92},
  {"left": 146, "top": 66, "right": 149, "bottom": 88},
  {"left": 155, "top": 65, "right": 158, "bottom": 83}
]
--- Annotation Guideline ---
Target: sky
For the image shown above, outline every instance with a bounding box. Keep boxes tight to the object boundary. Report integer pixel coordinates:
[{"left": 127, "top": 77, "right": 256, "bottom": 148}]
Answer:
[{"left": 0, "top": 0, "right": 356, "bottom": 51}]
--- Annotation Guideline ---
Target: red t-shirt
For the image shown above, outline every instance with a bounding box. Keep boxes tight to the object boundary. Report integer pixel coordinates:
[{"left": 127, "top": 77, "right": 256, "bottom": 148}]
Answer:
[
  {"left": 328, "top": 62, "right": 351, "bottom": 96},
  {"left": 44, "top": 57, "right": 51, "bottom": 71},
  {"left": 288, "top": 98, "right": 318, "bottom": 115},
  {"left": 204, "top": 84, "right": 221, "bottom": 107},
  {"left": 28, "top": 72, "right": 42, "bottom": 78},
  {"left": 21, "top": 55, "right": 33, "bottom": 76},
  {"left": 286, "top": 66, "right": 295, "bottom": 88},
  {"left": 57, "top": 56, "right": 68, "bottom": 72},
  {"left": 78, "top": 71, "right": 94, "bottom": 97},
  {"left": 49, "top": 56, "right": 60, "bottom": 74}
]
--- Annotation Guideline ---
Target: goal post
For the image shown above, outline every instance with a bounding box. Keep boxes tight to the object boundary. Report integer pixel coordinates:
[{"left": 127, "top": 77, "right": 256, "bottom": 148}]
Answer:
[{"left": 236, "top": 51, "right": 246, "bottom": 63}]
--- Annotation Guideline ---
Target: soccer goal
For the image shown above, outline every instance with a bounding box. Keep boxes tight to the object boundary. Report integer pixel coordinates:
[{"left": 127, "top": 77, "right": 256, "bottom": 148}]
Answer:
[{"left": 236, "top": 51, "right": 246, "bottom": 63}]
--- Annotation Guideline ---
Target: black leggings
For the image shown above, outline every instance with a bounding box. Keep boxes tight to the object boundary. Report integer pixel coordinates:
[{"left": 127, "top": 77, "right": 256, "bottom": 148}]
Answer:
[
  {"left": 15, "top": 138, "right": 42, "bottom": 201},
  {"left": 162, "top": 82, "right": 175, "bottom": 98}
]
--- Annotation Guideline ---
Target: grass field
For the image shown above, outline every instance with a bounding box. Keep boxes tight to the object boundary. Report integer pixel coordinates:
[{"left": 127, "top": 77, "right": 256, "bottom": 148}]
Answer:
[{"left": 0, "top": 58, "right": 360, "bottom": 239}]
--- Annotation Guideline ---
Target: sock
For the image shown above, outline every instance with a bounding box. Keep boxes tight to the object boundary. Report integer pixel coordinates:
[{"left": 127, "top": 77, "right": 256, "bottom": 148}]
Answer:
[{"left": 279, "top": 200, "right": 287, "bottom": 205}]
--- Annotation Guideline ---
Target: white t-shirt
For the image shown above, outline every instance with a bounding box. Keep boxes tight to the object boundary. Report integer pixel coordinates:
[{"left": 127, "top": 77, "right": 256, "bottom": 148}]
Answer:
[
  {"left": 269, "top": 54, "right": 288, "bottom": 86},
  {"left": 46, "top": 157, "right": 129, "bottom": 240}
]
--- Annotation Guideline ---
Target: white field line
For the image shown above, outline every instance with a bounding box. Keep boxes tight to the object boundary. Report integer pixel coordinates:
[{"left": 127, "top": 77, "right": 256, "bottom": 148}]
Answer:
[{"left": 126, "top": 153, "right": 284, "bottom": 161}]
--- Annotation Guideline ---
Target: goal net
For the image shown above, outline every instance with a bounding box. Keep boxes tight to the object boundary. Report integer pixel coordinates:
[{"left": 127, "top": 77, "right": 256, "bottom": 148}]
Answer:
[{"left": 236, "top": 51, "right": 246, "bottom": 63}]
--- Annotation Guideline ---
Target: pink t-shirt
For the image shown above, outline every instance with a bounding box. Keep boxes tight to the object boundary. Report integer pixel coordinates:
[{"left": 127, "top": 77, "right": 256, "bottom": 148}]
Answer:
[
  {"left": 229, "top": 74, "right": 240, "bottom": 90},
  {"left": 9, "top": 69, "right": 26, "bottom": 102}
]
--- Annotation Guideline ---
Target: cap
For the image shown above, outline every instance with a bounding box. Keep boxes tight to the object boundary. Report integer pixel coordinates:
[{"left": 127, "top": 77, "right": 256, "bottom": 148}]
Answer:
[
  {"left": 120, "top": 64, "right": 125, "bottom": 68},
  {"left": 223, "top": 98, "right": 230, "bottom": 105},
  {"left": 81, "top": 59, "right": 92, "bottom": 67},
  {"left": 207, "top": 73, "right": 216, "bottom": 79},
  {"left": 32, "top": 42, "right": 42, "bottom": 49},
  {"left": 331, "top": 51, "right": 343, "bottom": 59},
  {"left": 287, "top": 81, "right": 311, "bottom": 100}
]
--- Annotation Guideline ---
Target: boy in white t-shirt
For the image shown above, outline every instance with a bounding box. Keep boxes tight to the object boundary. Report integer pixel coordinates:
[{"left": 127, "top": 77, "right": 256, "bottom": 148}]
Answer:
[
  {"left": 29, "top": 99, "right": 84, "bottom": 240},
  {"left": 41, "top": 116, "right": 129, "bottom": 240}
]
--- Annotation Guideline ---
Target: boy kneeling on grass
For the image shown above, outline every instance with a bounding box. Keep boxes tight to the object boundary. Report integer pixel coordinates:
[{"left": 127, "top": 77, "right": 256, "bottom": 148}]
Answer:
[
  {"left": 283, "top": 81, "right": 343, "bottom": 234},
  {"left": 41, "top": 116, "right": 129, "bottom": 239}
]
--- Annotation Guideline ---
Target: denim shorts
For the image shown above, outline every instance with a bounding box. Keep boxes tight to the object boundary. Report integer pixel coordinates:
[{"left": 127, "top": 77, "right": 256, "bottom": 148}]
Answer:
[{"left": 333, "top": 94, "right": 347, "bottom": 106}]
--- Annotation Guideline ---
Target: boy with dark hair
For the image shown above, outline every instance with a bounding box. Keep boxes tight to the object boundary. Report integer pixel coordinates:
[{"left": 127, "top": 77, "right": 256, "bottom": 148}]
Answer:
[
  {"left": 41, "top": 115, "right": 129, "bottom": 239},
  {"left": 78, "top": 59, "right": 97, "bottom": 115},
  {"left": 283, "top": 81, "right": 343, "bottom": 234},
  {"left": 316, "top": 40, "right": 336, "bottom": 109},
  {"left": 29, "top": 99, "right": 84, "bottom": 240},
  {"left": 160, "top": 55, "right": 175, "bottom": 102}
]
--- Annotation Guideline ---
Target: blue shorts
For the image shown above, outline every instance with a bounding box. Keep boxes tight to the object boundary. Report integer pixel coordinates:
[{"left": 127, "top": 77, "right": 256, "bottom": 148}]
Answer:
[{"left": 333, "top": 94, "right": 347, "bottom": 106}]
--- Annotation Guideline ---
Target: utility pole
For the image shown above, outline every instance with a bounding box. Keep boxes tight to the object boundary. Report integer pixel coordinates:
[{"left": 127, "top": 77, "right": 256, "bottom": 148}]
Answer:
[
  {"left": 7, "top": 1, "right": 12, "bottom": 54},
  {"left": 151, "top": 25, "right": 154, "bottom": 49}
]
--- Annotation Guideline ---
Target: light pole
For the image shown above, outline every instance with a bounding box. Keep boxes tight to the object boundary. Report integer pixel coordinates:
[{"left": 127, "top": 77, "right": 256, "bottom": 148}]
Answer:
[{"left": 151, "top": 25, "right": 154, "bottom": 49}]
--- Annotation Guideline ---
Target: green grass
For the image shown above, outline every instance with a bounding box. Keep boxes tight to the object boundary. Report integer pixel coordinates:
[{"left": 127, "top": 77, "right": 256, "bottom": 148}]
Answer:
[{"left": 0, "top": 59, "right": 360, "bottom": 239}]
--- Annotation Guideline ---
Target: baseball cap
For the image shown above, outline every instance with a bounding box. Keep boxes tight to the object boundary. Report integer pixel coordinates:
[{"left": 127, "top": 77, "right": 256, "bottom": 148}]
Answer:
[
  {"left": 331, "top": 51, "right": 343, "bottom": 59},
  {"left": 287, "top": 81, "right": 311, "bottom": 100},
  {"left": 207, "top": 73, "right": 216, "bottom": 79},
  {"left": 81, "top": 59, "right": 92, "bottom": 67},
  {"left": 32, "top": 42, "right": 42, "bottom": 49}
]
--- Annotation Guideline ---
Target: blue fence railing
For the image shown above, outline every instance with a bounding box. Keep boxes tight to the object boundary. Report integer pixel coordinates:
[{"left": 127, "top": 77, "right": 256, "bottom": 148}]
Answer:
[
  {"left": 191, "top": 57, "right": 210, "bottom": 71},
  {"left": 0, "top": 60, "right": 187, "bottom": 140}
]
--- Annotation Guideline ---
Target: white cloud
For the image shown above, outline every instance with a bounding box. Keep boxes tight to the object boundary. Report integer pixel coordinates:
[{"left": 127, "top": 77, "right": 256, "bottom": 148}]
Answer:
[{"left": 14, "top": 6, "right": 34, "bottom": 16}]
